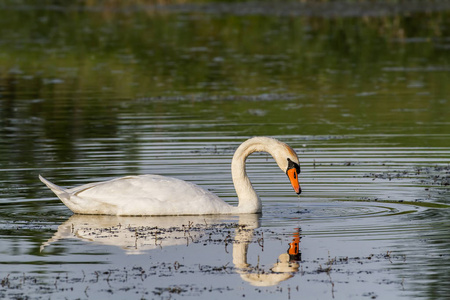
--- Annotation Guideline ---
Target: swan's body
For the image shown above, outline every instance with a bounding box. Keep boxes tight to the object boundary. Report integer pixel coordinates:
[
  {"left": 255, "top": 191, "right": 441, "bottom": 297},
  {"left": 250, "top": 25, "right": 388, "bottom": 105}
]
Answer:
[{"left": 39, "top": 137, "right": 301, "bottom": 216}]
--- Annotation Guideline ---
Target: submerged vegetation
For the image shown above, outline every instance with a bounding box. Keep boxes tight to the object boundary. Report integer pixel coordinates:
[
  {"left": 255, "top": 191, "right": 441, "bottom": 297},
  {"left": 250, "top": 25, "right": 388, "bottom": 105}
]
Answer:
[{"left": 0, "top": 221, "right": 407, "bottom": 300}]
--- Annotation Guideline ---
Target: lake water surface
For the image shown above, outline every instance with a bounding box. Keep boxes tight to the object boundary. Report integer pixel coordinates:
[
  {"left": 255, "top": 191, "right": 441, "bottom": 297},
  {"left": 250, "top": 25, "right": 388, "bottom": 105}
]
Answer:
[{"left": 1, "top": 2, "right": 449, "bottom": 299}]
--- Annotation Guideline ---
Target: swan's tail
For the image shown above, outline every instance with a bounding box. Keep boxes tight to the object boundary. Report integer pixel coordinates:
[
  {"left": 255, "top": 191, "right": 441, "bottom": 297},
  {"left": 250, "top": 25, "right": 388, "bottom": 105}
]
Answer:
[
  {"left": 40, "top": 221, "right": 73, "bottom": 252},
  {"left": 39, "top": 175, "right": 70, "bottom": 202}
]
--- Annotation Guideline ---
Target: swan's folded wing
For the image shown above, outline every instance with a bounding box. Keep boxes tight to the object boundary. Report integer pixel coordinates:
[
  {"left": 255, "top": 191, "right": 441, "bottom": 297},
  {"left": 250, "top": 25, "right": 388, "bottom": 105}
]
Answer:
[{"left": 69, "top": 175, "right": 232, "bottom": 215}]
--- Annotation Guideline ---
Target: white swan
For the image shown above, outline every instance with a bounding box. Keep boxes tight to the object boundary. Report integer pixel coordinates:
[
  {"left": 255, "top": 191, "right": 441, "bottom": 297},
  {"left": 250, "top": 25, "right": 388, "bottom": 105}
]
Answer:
[{"left": 39, "top": 137, "right": 301, "bottom": 216}]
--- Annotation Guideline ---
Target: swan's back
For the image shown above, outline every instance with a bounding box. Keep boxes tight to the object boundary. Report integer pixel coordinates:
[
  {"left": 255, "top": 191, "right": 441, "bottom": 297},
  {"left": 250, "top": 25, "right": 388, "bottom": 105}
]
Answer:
[{"left": 41, "top": 175, "right": 233, "bottom": 216}]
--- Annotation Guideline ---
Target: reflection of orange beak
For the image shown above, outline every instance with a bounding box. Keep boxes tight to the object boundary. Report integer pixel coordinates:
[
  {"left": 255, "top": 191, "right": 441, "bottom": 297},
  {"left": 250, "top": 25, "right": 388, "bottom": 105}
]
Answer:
[
  {"left": 288, "top": 228, "right": 302, "bottom": 261},
  {"left": 288, "top": 230, "right": 301, "bottom": 256},
  {"left": 287, "top": 168, "right": 301, "bottom": 194}
]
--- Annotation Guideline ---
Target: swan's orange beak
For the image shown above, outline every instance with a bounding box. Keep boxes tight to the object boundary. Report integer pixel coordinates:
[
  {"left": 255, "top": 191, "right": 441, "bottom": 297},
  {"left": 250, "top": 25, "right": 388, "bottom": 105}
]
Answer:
[{"left": 287, "top": 168, "right": 301, "bottom": 194}]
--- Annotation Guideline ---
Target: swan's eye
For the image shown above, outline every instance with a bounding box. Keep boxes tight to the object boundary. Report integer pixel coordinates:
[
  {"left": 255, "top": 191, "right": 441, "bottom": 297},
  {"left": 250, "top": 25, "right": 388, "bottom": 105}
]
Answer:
[{"left": 287, "top": 158, "right": 301, "bottom": 174}]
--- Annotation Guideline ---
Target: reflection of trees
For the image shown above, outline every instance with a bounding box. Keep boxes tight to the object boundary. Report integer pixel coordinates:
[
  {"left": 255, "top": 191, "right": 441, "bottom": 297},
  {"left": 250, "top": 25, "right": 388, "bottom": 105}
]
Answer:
[
  {"left": 1, "top": 3, "right": 448, "bottom": 99},
  {"left": 1, "top": 3, "right": 449, "bottom": 146},
  {"left": 1, "top": 3, "right": 448, "bottom": 145}
]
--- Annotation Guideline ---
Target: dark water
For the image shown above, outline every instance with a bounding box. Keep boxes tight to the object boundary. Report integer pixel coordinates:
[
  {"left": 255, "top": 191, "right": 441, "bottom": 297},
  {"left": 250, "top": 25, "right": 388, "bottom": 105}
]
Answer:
[{"left": 1, "top": 1, "right": 450, "bottom": 299}]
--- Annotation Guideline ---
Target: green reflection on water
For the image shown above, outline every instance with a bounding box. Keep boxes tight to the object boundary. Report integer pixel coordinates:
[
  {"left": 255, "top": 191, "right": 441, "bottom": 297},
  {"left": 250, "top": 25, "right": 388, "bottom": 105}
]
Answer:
[
  {"left": 1, "top": 3, "right": 449, "bottom": 99},
  {"left": 1, "top": 3, "right": 449, "bottom": 142},
  {"left": 0, "top": 3, "right": 449, "bottom": 298}
]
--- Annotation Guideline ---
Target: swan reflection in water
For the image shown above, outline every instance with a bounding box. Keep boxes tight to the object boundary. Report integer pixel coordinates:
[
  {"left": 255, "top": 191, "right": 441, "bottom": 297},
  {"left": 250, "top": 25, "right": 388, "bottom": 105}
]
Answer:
[
  {"left": 42, "top": 214, "right": 301, "bottom": 287},
  {"left": 233, "top": 225, "right": 301, "bottom": 286}
]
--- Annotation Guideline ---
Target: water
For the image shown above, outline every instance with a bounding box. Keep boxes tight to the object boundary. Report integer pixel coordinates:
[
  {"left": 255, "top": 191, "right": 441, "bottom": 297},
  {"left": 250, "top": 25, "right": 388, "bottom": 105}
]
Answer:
[{"left": 1, "top": 1, "right": 450, "bottom": 299}]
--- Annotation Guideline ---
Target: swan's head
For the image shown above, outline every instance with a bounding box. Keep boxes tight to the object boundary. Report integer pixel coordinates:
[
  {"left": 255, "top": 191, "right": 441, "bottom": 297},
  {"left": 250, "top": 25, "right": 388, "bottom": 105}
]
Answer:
[
  {"left": 277, "top": 144, "right": 301, "bottom": 195},
  {"left": 233, "top": 136, "right": 302, "bottom": 195},
  {"left": 264, "top": 138, "right": 301, "bottom": 194}
]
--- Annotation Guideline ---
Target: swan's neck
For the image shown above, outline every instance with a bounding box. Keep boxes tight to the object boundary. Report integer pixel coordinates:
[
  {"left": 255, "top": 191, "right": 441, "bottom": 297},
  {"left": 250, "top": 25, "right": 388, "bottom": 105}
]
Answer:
[{"left": 231, "top": 137, "right": 283, "bottom": 213}]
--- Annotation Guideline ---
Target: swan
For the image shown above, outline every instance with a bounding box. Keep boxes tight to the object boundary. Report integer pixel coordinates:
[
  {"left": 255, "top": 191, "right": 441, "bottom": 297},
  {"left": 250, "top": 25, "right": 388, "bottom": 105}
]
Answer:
[{"left": 39, "top": 137, "right": 301, "bottom": 216}]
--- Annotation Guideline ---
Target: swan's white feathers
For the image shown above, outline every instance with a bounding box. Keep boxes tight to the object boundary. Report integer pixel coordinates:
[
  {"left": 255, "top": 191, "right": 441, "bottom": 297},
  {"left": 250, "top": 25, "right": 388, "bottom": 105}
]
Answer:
[
  {"left": 41, "top": 175, "right": 233, "bottom": 216},
  {"left": 39, "top": 137, "right": 301, "bottom": 216}
]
